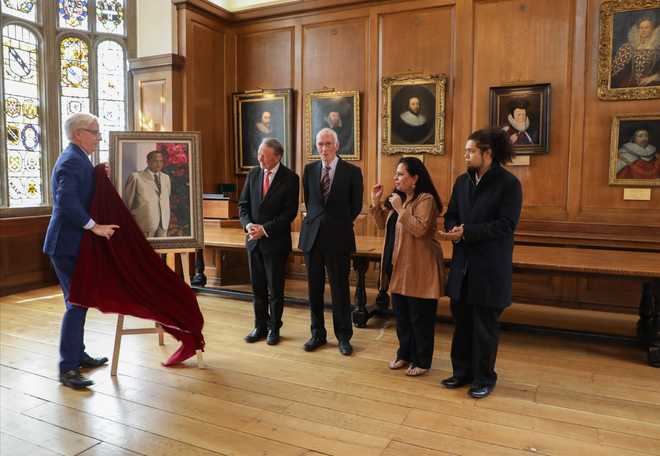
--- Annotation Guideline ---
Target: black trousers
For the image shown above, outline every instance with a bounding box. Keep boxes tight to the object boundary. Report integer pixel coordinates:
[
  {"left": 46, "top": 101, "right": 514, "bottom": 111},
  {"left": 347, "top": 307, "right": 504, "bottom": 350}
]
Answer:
[
  {"left": 247, "top": 247, "right": 288, "bottom": 331},
  {"left": 305, "top": 240, "right": 353, "bottom": 341},
  {"left": 392, "top": 293, "right": 438, "bottom": 369},
  {"left": 450, "top": 278, "right": 503, "bottom": 387}
]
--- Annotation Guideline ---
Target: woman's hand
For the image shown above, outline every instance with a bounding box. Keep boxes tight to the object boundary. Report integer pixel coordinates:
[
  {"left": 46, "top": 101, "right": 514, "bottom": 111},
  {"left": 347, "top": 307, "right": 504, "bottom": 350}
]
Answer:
[
  {"left": 371, "top": 184, "right": 384, "bottom": 206},
  {"left": 388, "top": 193, "right": 403, "bottom": 212}
]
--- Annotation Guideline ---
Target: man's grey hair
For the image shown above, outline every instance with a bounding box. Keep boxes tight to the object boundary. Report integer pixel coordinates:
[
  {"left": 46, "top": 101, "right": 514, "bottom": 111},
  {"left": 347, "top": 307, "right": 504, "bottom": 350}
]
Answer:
[
  {"left": 64, "top": 112, "right": 99, "bottom": 141},
  {"left": 259, "top": 138, "right": 284, "bottom": 156},
  {"left": 315, "top": 127, "right": 339, "bottom": 146}
]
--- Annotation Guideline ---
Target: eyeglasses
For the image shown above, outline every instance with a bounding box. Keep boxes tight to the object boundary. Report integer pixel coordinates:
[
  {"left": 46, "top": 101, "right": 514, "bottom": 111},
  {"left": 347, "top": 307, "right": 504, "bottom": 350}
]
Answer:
[{"left": 81, "top": 128, "right": 101, "bottom": 136}]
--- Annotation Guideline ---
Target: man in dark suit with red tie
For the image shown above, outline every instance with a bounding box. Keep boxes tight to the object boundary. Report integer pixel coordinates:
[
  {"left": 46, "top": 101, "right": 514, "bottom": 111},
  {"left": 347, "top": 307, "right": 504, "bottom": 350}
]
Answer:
[
  {"left": 239, "top": 138, "right": 299, "bottom": 345},
  {"left": 298, "top": 128, "right": 364, "bottom": 356}
]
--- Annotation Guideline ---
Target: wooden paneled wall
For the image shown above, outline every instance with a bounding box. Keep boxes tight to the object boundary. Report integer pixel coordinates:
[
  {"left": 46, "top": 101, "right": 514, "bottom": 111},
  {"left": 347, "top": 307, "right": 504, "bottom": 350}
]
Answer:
[
  {"left": 173, "top": 0, "right": 660, "bottom": 313},
  {"left": 0, "top": 216, "right": 55, "bottom": 295}
]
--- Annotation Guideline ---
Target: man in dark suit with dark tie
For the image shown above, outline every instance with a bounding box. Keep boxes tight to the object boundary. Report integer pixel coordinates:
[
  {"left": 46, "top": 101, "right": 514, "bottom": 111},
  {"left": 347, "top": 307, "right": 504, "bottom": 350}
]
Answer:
[
  {"left": 43, "top": 113, "right": 119, "bottom": 389},
  {"left": 299, "top": 128, "right": 364, "bottom": 356},
  {"left": 239, "top": 138, "right": 300, "bottom": 345}
]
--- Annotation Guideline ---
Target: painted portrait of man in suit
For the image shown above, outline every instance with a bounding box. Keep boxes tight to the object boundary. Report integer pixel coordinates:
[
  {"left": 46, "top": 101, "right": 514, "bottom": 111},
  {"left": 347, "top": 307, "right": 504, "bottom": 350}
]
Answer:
[{"left": 124, "top": 150, "right": 172, "bottom": 238}]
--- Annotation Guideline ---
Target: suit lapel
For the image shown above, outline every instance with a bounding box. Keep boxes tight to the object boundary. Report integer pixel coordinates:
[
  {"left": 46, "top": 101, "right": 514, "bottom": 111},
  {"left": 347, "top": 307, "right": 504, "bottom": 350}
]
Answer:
[{"left": 256, "top": 168, "right": 264, "bottom": 204}]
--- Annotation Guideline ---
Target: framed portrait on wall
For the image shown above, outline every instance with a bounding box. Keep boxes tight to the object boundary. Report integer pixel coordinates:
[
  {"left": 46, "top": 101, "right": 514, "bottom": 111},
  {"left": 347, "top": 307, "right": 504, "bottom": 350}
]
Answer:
[
  {"left": 304, "top": 90, "right": 360, "bottom": 160},
  {"left": 489, "top": 83, "right": 551, "bottom": 155},
  {"left": 110, "top": 131, "right": 204, "bottom": 249},
  {"left": 609, "top": 114, "right": 660, "bottom": 186},
  {"left": 382, "top": 74, "right": 447, "bottom": 155},
  {"left": 597, "top": 0, "right": 660, "bottom": 101},
  {"left": 233, "top": 89, "right": 293, "bottom": 174}
]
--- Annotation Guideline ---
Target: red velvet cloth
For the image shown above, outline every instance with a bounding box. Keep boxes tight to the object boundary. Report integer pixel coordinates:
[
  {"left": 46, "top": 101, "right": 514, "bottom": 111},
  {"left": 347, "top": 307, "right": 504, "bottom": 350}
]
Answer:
[{"left": 69, "top": 165, "right": 205, "bottom": 352}]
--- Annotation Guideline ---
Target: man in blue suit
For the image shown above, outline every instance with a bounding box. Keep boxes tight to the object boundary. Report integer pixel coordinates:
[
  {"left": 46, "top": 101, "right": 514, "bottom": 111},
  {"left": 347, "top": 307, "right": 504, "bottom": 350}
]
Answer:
[{"left": 43, "top": 113, "right": 119, "bottom": 389}]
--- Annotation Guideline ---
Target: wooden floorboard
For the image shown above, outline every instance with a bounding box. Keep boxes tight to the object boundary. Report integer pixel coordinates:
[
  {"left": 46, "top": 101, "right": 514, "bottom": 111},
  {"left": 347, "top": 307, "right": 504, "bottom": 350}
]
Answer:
[{"left": 1, "top": 286, "right": 659, "bottom": 456}]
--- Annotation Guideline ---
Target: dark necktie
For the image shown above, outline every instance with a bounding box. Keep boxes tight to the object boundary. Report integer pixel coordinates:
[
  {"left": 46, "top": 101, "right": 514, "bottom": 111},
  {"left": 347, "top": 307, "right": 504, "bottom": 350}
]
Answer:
[
  {"left": 154, "top": 173, "right": 161, "bottom": 194},
  {"left": 320, "top": 165, "right": 331, "bottom": 201}
]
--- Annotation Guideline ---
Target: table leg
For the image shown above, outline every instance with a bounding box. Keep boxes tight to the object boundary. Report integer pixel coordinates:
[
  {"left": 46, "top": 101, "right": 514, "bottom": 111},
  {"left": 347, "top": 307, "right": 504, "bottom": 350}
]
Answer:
[
  {"left": 191, "top": 248, "right": 207, "bottom": 286},
  {"left": 352, "top": 256, "right": 370, "bottom": 328},
  {"left": 375, "top": 288, "right": 390, "bottom": 311},
  {"left": 638, "top": 280, "right": 660, "bottom": 367}
]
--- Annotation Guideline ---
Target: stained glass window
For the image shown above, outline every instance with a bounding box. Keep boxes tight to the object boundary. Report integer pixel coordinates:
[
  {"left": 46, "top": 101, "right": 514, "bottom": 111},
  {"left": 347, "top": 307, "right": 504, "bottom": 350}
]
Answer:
[
  {"left": 96, "top": 0, "right": 124, "bottom": 35},
  {"left": 58, "top": 0, "right": 88, "bottom": 30},
  {"left": 2, "top": 24, "right": 42, "bottom": 207},
  {"left": 59, "top": 37, "right": 90, "bottom": 146},
  {"left": 97, "top": 40, "right": 125, "bottom": 163},
  {"left": 1, "top": 0, "right": 37, "bottom": 22}
]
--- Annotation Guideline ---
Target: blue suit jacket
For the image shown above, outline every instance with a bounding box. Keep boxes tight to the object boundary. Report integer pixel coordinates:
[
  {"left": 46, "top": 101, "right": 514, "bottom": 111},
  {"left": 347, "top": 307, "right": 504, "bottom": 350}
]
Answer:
[{"left": 43, "top": 143, "right": 95, "bottom": 257}]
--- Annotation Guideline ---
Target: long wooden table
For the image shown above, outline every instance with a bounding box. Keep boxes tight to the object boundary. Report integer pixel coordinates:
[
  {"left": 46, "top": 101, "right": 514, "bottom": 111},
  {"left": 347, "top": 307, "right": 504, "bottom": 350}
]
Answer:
[{"left": 199, "top": 226, "right": 660, "bottom": 366}]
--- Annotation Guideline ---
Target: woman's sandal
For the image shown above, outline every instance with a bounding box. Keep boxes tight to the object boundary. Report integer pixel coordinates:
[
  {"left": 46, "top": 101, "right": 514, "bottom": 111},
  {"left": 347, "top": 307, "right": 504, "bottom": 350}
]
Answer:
[
  {"left": 388, "top": 359, "right": 409, "bottom": 370},
  {"left": 406, "top": 366, "right": 429, "bottom": 377}
]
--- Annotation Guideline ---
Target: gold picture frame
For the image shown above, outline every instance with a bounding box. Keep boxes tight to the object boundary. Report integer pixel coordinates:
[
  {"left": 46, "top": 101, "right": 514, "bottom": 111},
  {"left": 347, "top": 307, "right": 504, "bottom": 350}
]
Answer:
[
  {"left": 382, "top": 74, "right": 447, "bottom": 155},
  {"left": 304, "top": 90, "right": 360, "bottom": 160},
  {"left": 597, "top": 0, "right": 660, "bottom": 101},
  {"left": 110, "top": 131, "right": 205, "bottom": 249},
  {"left": 608, "top": 114, "right": 660, "bottom": 186},
  {"left": 232, "top": 89, "right": 293, "bottom": 174}
]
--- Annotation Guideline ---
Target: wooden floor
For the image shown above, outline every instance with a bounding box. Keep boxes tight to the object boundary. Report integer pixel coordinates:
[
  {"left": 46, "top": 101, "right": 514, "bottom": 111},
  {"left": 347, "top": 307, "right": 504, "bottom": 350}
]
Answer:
[{"left": 1, "top": 287, "right": 659, "bottom": 456}]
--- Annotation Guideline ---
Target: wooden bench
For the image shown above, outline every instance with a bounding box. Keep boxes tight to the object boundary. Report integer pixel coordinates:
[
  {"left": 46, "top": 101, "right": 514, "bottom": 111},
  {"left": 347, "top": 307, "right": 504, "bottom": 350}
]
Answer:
[{"left": 198, "top": 226, "right": 660, "bottom": 367}]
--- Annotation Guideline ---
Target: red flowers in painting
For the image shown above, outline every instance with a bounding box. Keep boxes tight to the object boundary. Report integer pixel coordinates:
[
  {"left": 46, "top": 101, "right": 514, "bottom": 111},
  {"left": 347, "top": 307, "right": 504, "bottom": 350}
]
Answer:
[{"left": 156, "top": 142, "right": 191, "bottom": 236}]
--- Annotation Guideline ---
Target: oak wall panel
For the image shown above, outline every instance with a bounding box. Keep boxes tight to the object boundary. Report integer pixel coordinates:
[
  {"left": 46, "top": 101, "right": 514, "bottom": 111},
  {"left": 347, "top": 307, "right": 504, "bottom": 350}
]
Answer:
[{"left": 473, "top": 0, "right": 573, "bottom": 218}]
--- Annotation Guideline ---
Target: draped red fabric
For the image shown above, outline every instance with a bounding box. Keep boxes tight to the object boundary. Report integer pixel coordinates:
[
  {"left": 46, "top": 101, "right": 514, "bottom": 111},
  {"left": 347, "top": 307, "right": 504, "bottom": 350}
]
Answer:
[{"left": 69, "top": 165, "right": 205, "bottom": 357}]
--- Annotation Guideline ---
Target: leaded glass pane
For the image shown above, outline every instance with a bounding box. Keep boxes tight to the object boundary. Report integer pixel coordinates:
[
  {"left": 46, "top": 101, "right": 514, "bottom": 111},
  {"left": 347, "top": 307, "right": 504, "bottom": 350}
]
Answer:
[
  {"left": 1, "top": 0, "right": 37, "bottom": 22},
  {"left": 58, "top": 0, "right": 88, "bottom": 30},
  {"left": 2, "top": 24, "right": 42, "bottom": 207},
  {"left": 96, "top": 0, "right": 124, "bottom": 35},
  {"left": 97, "top": 40, "right": 125, "bottom": 162},
  {"left": 59, "top": 36, "right": 90, "bottom": 146}
]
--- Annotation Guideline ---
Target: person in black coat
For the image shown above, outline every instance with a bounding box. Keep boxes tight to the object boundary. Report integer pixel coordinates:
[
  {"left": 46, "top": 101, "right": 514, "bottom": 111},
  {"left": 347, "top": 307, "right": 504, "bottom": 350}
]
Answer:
[
  {"left": 299, "top": 128, "right": 364, "bottom": 356},
  {"left": 239, "top": 138, "right": 300, "bottom": 345},
  {"left": 438, "top": 128, "right": 523, "bottom": 399}
]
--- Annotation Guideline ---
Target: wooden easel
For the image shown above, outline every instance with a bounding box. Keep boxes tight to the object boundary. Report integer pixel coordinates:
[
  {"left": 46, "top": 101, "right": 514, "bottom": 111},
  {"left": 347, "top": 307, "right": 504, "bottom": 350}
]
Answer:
[{"left": 110, "top": 248, "right": 204, "bottom": 375}]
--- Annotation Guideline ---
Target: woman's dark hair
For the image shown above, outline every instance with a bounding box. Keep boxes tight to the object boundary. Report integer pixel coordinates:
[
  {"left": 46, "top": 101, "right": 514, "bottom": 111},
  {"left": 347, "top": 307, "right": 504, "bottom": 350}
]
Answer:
[
  {"left": 468, "top": 128, "right": 516, "bottom": 164},
  {"left": 386, "top": 156, "right": 442, "bottom": 213}
]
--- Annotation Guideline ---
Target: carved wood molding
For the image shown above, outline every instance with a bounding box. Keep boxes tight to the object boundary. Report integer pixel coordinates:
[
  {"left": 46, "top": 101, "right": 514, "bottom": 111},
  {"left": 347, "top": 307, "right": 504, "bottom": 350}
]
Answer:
[{"left": 129, "top": 54, "right": 186, "bottom": 72}]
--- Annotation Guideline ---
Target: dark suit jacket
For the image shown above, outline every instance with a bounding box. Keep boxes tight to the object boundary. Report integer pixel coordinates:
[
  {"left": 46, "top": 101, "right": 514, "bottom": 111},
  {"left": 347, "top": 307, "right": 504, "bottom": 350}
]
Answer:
[
  {"left": 43, "top": 143, "right": 95, "bottom": 258},
  {"left": 298, "top": 158, "right": 363, "bottom": 254},
  {"left": 444, "top": 162, "right": 522, "bottom": 309},
  {"left": 239, "top": 164, "right": 299, "bottom": 256}
]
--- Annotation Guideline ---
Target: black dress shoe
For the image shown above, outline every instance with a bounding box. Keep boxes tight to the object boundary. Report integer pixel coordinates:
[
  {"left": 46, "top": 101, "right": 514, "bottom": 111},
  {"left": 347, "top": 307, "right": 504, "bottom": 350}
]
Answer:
[
  {"left": 338, "top": 340, "right": 353, "bottom": 356},
  {"left": 244, "top": 327, "right": 267, "bottom": 343},
  {"left": 440, "top": 376, "right": 471, "bottom": 389},
  {"left": 468, "top": 384, "right": 494, "bottom": 399},
  {"left": 80, "top": 353, "right": 109, "bottom": 368},
  {"left": 266, "top": 329, "right": 280, "bottom": 346},
  {"left": 303, "top": 336, "right": 327, "bottom": 352},
  {"left": 60, "top": 369, "right": 94, "bottom": 390}
]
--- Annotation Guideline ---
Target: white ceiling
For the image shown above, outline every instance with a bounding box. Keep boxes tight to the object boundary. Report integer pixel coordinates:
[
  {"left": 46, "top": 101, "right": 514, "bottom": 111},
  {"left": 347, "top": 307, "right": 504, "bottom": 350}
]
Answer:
[{"left": 207, "top": 0, "right": 298, "bottom": 12}]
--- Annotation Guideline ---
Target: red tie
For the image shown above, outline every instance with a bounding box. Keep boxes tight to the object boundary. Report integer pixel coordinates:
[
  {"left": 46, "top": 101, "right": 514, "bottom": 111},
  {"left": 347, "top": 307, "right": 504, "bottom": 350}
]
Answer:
[{"left": 262, "top": 169, "right": 271, "bottom": 196}]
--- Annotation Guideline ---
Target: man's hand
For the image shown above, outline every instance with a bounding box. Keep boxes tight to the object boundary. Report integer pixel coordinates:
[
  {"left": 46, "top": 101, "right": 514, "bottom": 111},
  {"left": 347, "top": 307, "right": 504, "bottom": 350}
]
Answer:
[
  {"left": 102, "top": 162, "right": 111, "bottom": 178},
  {"left": 438, "top": 224, "right": 464, "bottom": 241},
  {"left": 92, "top": 224, "right": 119, "bottom": 239},
  {"left": 509, "top": 133, "right": 519, "bottom": 143},
  {"left": 248, "top": 224, "right": 266, "bottom": 241}
]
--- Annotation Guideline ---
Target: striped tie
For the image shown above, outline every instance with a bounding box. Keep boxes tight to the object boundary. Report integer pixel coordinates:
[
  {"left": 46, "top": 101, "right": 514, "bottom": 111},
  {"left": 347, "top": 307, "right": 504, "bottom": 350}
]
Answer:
[{"left": 320, "top": 165, "right": 331, "bottom": 201}]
